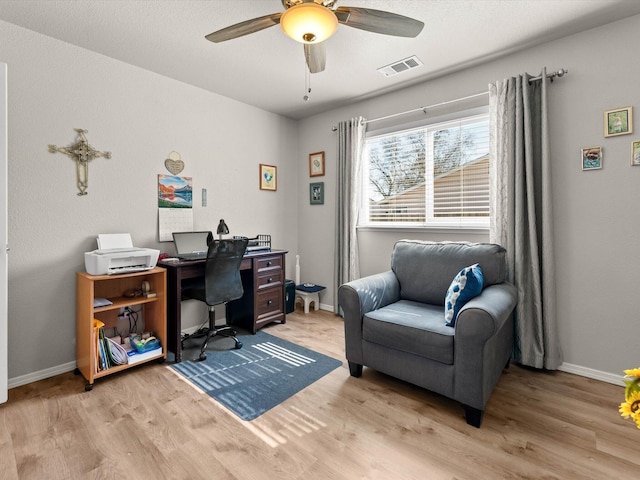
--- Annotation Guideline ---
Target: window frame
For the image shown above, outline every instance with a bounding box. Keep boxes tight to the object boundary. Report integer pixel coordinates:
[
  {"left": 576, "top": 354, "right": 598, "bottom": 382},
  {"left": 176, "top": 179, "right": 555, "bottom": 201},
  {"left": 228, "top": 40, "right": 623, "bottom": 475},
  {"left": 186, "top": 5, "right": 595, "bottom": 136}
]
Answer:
[{"left": 360, "top": 107, "right": 490, "bottom": 231}]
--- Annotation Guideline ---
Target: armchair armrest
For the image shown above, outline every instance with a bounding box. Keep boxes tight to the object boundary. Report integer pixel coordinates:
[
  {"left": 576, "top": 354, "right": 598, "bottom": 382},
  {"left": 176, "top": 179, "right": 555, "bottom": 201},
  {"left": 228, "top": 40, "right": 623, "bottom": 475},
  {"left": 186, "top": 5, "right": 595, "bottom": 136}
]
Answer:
[
  {"left": 453, "top": 282, "right": 518, "bottom": 408},
  {"left": 338, "top": 270, "right": 400, "bottom": 365},
  {"left": 456, "top": 283, "right": 518, "bottom": 341},
  {"left": 338, "top": 270, "right": 400, "bottom": 321}
]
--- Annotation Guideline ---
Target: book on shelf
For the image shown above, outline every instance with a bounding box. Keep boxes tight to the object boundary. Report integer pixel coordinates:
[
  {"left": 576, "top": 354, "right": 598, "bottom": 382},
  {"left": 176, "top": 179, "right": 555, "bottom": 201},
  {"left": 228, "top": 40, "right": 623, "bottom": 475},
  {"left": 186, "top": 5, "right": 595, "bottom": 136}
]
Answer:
[
  {"left": 122, "top": 341, "right": 162, "bottom": 364},
  {"left": 128, "top": 347, "right": 163, "bottom": 364},
  {"left": 105, "top": 337, "right": 128, "bottom": 366},
  {"left": 96, "top": 325, "right": 121, "bottom": 371},
  {"left": 93, "top": 297, "right": 113, "bottom": 308},
  {"left": 93, "top": 319, "right": 106, "bottom": 373}
]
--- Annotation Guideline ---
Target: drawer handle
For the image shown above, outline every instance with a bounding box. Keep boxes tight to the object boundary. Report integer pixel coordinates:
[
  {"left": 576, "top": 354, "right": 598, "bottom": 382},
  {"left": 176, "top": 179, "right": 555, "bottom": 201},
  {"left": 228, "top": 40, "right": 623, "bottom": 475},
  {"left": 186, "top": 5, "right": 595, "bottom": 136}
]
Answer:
[
  {"left": 268, "top": 277, "right": 273, "bottom": 283},
  {"left": 266, "top": 261, "right": 272, "bottom": 266},
  {"left": 267, "top": 300, "right": 273, "bottom": 305}
]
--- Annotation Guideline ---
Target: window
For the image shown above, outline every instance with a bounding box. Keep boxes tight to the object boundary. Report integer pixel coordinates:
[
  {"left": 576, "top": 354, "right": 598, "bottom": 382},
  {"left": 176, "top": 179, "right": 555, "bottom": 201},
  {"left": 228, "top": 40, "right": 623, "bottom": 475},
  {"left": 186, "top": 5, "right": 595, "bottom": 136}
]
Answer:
[{"left": 362, "top": 111, "right": 490, "bottom": 228}]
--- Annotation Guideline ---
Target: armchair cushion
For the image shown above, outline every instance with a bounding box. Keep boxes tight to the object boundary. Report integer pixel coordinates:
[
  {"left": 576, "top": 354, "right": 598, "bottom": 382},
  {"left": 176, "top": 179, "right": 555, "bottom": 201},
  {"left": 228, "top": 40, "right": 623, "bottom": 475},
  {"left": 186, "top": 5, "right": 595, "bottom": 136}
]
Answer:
[
  {"left": 392, "top": 241, "right": 507, "bottom": 305},
  {"left": 444, "top": 263, "right": 484, "bottom": 327},
  {"left": 364, "top": 300, "right": 454, "bottom": 364}
]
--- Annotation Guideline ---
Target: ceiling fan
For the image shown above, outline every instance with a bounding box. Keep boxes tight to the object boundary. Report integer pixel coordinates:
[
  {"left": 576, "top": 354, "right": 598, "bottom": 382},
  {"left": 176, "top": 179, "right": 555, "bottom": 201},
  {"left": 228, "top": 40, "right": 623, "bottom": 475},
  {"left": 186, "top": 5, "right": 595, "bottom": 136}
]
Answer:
[{"left": 205, "top": 0, "right": 424, "bottom": 74}]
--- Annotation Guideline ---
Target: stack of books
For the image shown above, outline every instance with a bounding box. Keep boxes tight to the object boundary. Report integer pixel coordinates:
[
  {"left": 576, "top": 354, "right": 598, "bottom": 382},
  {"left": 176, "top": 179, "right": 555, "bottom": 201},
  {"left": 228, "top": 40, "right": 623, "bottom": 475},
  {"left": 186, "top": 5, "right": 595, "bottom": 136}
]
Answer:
[
  {"left": 93, "top": 320, "right": 162, "bottom": 371},
  {"left": 123, "top": 339, "right": 162, "bottom": 365},
  {"left": 93, "top": 319, "right": 128, "bottom": 372}
]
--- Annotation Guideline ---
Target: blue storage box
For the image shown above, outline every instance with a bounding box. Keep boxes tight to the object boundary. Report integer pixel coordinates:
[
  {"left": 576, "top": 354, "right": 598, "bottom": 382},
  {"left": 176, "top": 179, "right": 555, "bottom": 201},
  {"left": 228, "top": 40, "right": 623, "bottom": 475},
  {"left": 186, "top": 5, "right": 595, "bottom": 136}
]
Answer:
[{"left": 129, "top": 334, "right": 160, "bottom": 353}]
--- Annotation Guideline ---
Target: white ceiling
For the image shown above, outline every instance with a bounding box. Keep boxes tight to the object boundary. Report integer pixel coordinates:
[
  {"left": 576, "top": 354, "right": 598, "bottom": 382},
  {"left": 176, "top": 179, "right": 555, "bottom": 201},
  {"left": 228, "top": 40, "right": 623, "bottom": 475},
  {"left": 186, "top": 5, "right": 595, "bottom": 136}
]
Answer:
[{"left": 1, "top": 0, "right": 640, "bottom": 120}]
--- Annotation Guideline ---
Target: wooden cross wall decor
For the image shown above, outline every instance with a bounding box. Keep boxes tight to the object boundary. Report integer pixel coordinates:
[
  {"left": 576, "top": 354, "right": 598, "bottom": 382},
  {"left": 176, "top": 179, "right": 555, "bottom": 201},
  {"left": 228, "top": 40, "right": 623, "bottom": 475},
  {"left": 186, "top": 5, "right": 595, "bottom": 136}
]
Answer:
[{"left": 48, "top": 128, "right": 111, "bottom": 196}]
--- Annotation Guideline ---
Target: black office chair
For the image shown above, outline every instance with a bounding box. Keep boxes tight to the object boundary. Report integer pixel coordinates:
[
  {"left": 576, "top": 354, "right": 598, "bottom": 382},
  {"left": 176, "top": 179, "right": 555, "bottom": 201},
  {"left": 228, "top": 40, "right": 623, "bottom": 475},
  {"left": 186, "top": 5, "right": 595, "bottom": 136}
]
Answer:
[{"left": 181, "top": 237, "right": 248, "bottom": 361}]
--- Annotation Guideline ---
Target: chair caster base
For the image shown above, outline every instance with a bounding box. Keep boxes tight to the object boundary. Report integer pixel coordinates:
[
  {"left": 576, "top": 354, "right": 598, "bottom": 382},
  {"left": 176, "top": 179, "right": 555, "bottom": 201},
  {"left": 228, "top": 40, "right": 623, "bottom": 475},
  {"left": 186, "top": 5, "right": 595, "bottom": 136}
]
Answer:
[{"left": 235, "top": 340, "right": 243, "bottom": 349}]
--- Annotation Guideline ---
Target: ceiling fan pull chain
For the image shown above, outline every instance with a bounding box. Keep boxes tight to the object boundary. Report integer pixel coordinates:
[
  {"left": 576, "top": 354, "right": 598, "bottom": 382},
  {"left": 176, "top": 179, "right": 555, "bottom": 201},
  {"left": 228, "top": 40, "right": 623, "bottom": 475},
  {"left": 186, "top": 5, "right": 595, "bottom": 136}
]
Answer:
[{"left": 303, "top": 59, "right": 311, "bottom": 101}]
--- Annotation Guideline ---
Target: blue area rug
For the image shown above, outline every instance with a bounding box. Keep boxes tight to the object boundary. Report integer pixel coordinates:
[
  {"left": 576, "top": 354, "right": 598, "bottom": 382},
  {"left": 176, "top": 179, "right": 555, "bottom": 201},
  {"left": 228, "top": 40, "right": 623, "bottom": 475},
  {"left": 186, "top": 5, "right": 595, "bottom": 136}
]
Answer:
[{"left": 169, "top": 331, "right": 342, "bottom": 421}]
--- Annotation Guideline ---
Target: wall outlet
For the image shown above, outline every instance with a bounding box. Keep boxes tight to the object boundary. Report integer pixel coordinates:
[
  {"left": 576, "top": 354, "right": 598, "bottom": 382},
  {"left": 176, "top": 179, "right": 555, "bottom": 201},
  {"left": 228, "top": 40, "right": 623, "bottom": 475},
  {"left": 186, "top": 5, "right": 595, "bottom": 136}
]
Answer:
[{"left": 118, "top": 308, "right": 129, "bottom": 319}]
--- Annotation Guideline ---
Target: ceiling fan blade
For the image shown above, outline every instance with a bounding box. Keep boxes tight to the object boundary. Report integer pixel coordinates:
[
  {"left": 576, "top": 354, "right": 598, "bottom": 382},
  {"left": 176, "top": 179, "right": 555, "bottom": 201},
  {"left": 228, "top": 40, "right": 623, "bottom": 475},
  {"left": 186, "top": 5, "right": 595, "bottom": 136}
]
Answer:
[
  {"left": 335, "top": 7, "right": 424, "bottom": 38},
  {"left": 205, "top": 13, "right": 282, "bottom": 43},
  {"left": 304, "top": 43, "right": 326, "bottom": 74}
]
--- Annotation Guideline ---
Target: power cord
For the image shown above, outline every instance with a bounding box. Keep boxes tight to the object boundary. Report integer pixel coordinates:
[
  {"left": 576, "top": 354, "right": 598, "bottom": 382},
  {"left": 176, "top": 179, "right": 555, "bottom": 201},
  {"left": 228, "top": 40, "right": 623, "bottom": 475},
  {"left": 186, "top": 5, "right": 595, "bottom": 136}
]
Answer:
[
  {"left": 181, "top": 315, "right": 209, "bottom": 343},
  {"left": 125, "top": 306, "right": 140, "bottom": 334}
]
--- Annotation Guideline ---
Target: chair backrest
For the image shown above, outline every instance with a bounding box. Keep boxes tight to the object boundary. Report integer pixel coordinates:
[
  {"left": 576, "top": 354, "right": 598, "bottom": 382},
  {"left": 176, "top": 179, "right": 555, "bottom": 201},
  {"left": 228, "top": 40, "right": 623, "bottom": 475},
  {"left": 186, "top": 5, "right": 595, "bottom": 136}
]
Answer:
[
  {"left": 203, "top": 238, "right": 249, "bottom": 306},
  {"left": 391, "top": 240, "right": 507, "bottom": 305}
]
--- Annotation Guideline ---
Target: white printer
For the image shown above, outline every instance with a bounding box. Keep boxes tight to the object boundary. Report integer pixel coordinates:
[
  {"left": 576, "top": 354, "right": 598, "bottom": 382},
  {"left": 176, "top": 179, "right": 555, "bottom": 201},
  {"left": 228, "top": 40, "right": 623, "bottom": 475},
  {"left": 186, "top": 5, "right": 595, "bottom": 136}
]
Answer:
[{"left": 84, "top": 233, "right": 160, "bottom": 275}]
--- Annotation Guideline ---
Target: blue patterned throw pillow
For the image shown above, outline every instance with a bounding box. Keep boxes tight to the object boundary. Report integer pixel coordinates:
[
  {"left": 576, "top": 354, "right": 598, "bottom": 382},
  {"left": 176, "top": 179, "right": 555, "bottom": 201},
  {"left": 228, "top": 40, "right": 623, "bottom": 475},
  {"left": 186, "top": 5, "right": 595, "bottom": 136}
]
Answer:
[{"left": 444, "top": 263, "right": 484, "bottom": 327}]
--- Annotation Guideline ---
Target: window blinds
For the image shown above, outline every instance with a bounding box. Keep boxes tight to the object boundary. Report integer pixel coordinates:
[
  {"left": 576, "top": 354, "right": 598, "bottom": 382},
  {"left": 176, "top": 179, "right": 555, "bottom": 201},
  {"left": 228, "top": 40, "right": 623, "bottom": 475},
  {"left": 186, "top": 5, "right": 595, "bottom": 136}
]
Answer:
[{"left": 364, "top": 113, "right": 490, "bottom": 226}]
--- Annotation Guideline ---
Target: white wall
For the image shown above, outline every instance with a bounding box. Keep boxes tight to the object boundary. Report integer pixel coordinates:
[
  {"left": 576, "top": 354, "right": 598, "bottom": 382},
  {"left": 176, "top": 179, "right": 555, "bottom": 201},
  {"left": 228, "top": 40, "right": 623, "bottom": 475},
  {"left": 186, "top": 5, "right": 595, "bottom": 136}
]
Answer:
[
  {"left": 296, "top": 14, "right": 640, "bottom": 378},
  {"left": 0, "top": 20, "right": 299, "bottom": 382}
]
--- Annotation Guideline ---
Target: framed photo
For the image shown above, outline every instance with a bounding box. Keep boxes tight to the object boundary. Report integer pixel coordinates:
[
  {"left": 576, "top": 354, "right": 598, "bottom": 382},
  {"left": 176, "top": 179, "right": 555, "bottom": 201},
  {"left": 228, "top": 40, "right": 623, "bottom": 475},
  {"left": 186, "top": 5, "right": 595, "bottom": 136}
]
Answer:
[
  {"left": 309, "top": 151, "right": 325, "bottom": 177},
  {"left": 310, "top": 182, "right": 324, "bottom": 205},
  {"left": 632, "top": 140, "right": 640, "bottom": 166},
  {"left": 581, "top": 146, "right": 602, "bottom": 171},
  {"left": 604, "top": 107, "right": 633, "bottom": 137},
  {"left": 259, "top": 164, "right": 277, "bottom": 191}
]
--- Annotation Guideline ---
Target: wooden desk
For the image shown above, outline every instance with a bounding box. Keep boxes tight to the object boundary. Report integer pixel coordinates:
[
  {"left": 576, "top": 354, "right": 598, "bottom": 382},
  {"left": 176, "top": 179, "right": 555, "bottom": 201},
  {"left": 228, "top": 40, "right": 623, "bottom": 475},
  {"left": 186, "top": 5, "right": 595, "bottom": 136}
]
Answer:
[{"left": 159, "top": 249, "right": 287, "bottom": 363}]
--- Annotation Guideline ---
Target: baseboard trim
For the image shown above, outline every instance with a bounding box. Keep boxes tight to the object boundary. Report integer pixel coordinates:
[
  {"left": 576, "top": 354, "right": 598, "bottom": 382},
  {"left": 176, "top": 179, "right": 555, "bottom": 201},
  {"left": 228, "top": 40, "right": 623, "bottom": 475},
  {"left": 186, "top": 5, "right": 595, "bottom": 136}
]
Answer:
[
  {"left": 319, "top": 303, "right": 334, "bottom": 313},
  {"left": 8, "top": 315, "right": 307, "bottom": 389},
  {"left": 8, "top": 360, "right": 77, "bottom": 389},
  {"left": 291, "top": 303, "right": 335, "bottom": 314},
  {"left": 8, "top": 348, "right": 622, "bottom": 391},
  {"left": 559, "top": 362, "right": 624, "bottom": 386}
]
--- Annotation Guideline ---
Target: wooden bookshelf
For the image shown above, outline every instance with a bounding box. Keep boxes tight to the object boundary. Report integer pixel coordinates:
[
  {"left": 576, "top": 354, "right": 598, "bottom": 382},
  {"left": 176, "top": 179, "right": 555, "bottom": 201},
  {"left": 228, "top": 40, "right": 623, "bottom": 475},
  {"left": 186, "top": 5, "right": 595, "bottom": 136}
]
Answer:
[{"left": 75, "top": 267, "right": 167, "bottom": 390}]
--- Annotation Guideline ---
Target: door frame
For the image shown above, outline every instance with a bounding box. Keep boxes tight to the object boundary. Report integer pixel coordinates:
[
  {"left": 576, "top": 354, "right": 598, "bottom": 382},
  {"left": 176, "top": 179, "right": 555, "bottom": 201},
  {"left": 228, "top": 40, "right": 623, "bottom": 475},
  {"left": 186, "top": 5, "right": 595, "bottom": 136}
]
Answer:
[{"left": 1, "top": 62, "right": 8, "bottom": 403}]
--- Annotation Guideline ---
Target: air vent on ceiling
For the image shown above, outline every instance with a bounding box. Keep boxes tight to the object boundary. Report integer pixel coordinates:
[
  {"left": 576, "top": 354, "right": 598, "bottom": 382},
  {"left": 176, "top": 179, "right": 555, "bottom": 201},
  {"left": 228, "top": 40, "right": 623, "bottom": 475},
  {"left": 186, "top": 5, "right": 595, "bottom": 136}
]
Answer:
[{"left": 377, "top": 55, "right": 423, "bottom": 77}]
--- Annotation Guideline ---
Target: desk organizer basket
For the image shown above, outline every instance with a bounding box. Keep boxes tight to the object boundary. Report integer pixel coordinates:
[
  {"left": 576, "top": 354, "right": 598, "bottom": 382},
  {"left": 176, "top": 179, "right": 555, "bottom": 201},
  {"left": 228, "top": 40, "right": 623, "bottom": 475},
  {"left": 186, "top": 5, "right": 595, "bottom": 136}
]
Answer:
[{"left": 234, "top": 234, "right": 271, "bottom": 251}]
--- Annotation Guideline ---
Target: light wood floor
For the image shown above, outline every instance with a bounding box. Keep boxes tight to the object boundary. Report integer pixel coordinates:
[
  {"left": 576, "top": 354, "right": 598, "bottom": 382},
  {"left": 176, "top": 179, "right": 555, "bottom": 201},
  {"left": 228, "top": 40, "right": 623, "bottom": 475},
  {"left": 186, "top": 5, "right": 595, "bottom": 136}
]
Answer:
[{"left": 0, "top": 309, "right": 637, "bottom": 479}]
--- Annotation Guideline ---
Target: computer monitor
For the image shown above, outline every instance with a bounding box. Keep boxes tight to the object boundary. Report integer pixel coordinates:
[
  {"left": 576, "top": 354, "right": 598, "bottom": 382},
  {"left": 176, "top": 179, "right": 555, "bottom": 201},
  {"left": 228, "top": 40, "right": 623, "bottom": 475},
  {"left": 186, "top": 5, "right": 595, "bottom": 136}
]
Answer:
[{"left": 172, "top": 231, "right": 213, "bottom": 260}]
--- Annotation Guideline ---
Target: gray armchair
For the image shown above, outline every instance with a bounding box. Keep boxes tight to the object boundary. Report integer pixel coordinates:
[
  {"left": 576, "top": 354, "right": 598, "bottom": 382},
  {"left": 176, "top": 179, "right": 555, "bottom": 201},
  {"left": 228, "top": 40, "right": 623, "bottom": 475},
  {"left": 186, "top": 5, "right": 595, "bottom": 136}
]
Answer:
[{"left": 338, "top": 240, "right": 517, "bottom": 427}]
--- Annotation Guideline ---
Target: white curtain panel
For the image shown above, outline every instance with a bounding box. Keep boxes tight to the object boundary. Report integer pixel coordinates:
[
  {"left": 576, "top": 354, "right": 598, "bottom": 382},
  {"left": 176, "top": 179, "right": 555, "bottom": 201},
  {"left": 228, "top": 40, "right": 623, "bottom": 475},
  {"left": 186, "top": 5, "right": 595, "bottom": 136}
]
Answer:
[
  {"left": 334, "top": 117, "right": 366, "bottom": 313},
  {"left": 489, "top": 69, "right": 562, "bottom": 370}
]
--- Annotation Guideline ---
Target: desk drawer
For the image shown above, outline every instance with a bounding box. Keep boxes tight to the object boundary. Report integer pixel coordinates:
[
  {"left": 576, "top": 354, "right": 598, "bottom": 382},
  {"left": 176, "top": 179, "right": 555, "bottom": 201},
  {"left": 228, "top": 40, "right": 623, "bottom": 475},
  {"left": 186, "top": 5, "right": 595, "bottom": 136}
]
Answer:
[
  {"left": 257, "top": 270, "right": 283, "bottom": 290},
  {"left": 256, "top": 255, "right": 283, "bottom": 272},
  {"left": 256, "top": 287, "right": 283, "bottom": 320}
]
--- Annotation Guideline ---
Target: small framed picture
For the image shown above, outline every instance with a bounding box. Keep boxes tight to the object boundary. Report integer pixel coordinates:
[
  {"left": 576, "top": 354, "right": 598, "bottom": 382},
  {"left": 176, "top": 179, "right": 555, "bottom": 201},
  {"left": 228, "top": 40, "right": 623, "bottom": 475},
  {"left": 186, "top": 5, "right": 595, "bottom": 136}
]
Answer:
[
  {"left": 632, "top": 140, "right": 640, "bottom": 166},
  {"left": 259, "top": 164, "right": 277, "bottom": 191},
  {"left": 604, "top": 107, "right": 633, "bottom": 137},
  {"left": 309, "top": 151, "right": 325, "bottom": 177},
  {"left": 310, "top": 182, "right": 324, "bottom": 205},
  {"left": 581, "top": 146, "right": 602, "bottom": 171}
]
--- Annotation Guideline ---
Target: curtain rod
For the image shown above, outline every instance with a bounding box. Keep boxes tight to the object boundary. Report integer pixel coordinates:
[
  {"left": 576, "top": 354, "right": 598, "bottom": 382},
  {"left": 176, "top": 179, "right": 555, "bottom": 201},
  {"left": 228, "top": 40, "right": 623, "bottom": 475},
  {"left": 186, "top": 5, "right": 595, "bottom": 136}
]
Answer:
[{"left": 331, "top": 68, "right": 568, "bottom": 131}]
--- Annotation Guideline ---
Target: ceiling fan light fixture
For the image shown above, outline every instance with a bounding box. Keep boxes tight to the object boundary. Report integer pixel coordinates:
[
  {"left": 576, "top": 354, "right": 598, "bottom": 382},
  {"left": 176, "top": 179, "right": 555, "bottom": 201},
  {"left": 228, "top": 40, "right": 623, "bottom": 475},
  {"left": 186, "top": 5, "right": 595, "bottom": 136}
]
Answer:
[{"left": 280, "top": 3, "right": 338, "bottom": 44}]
